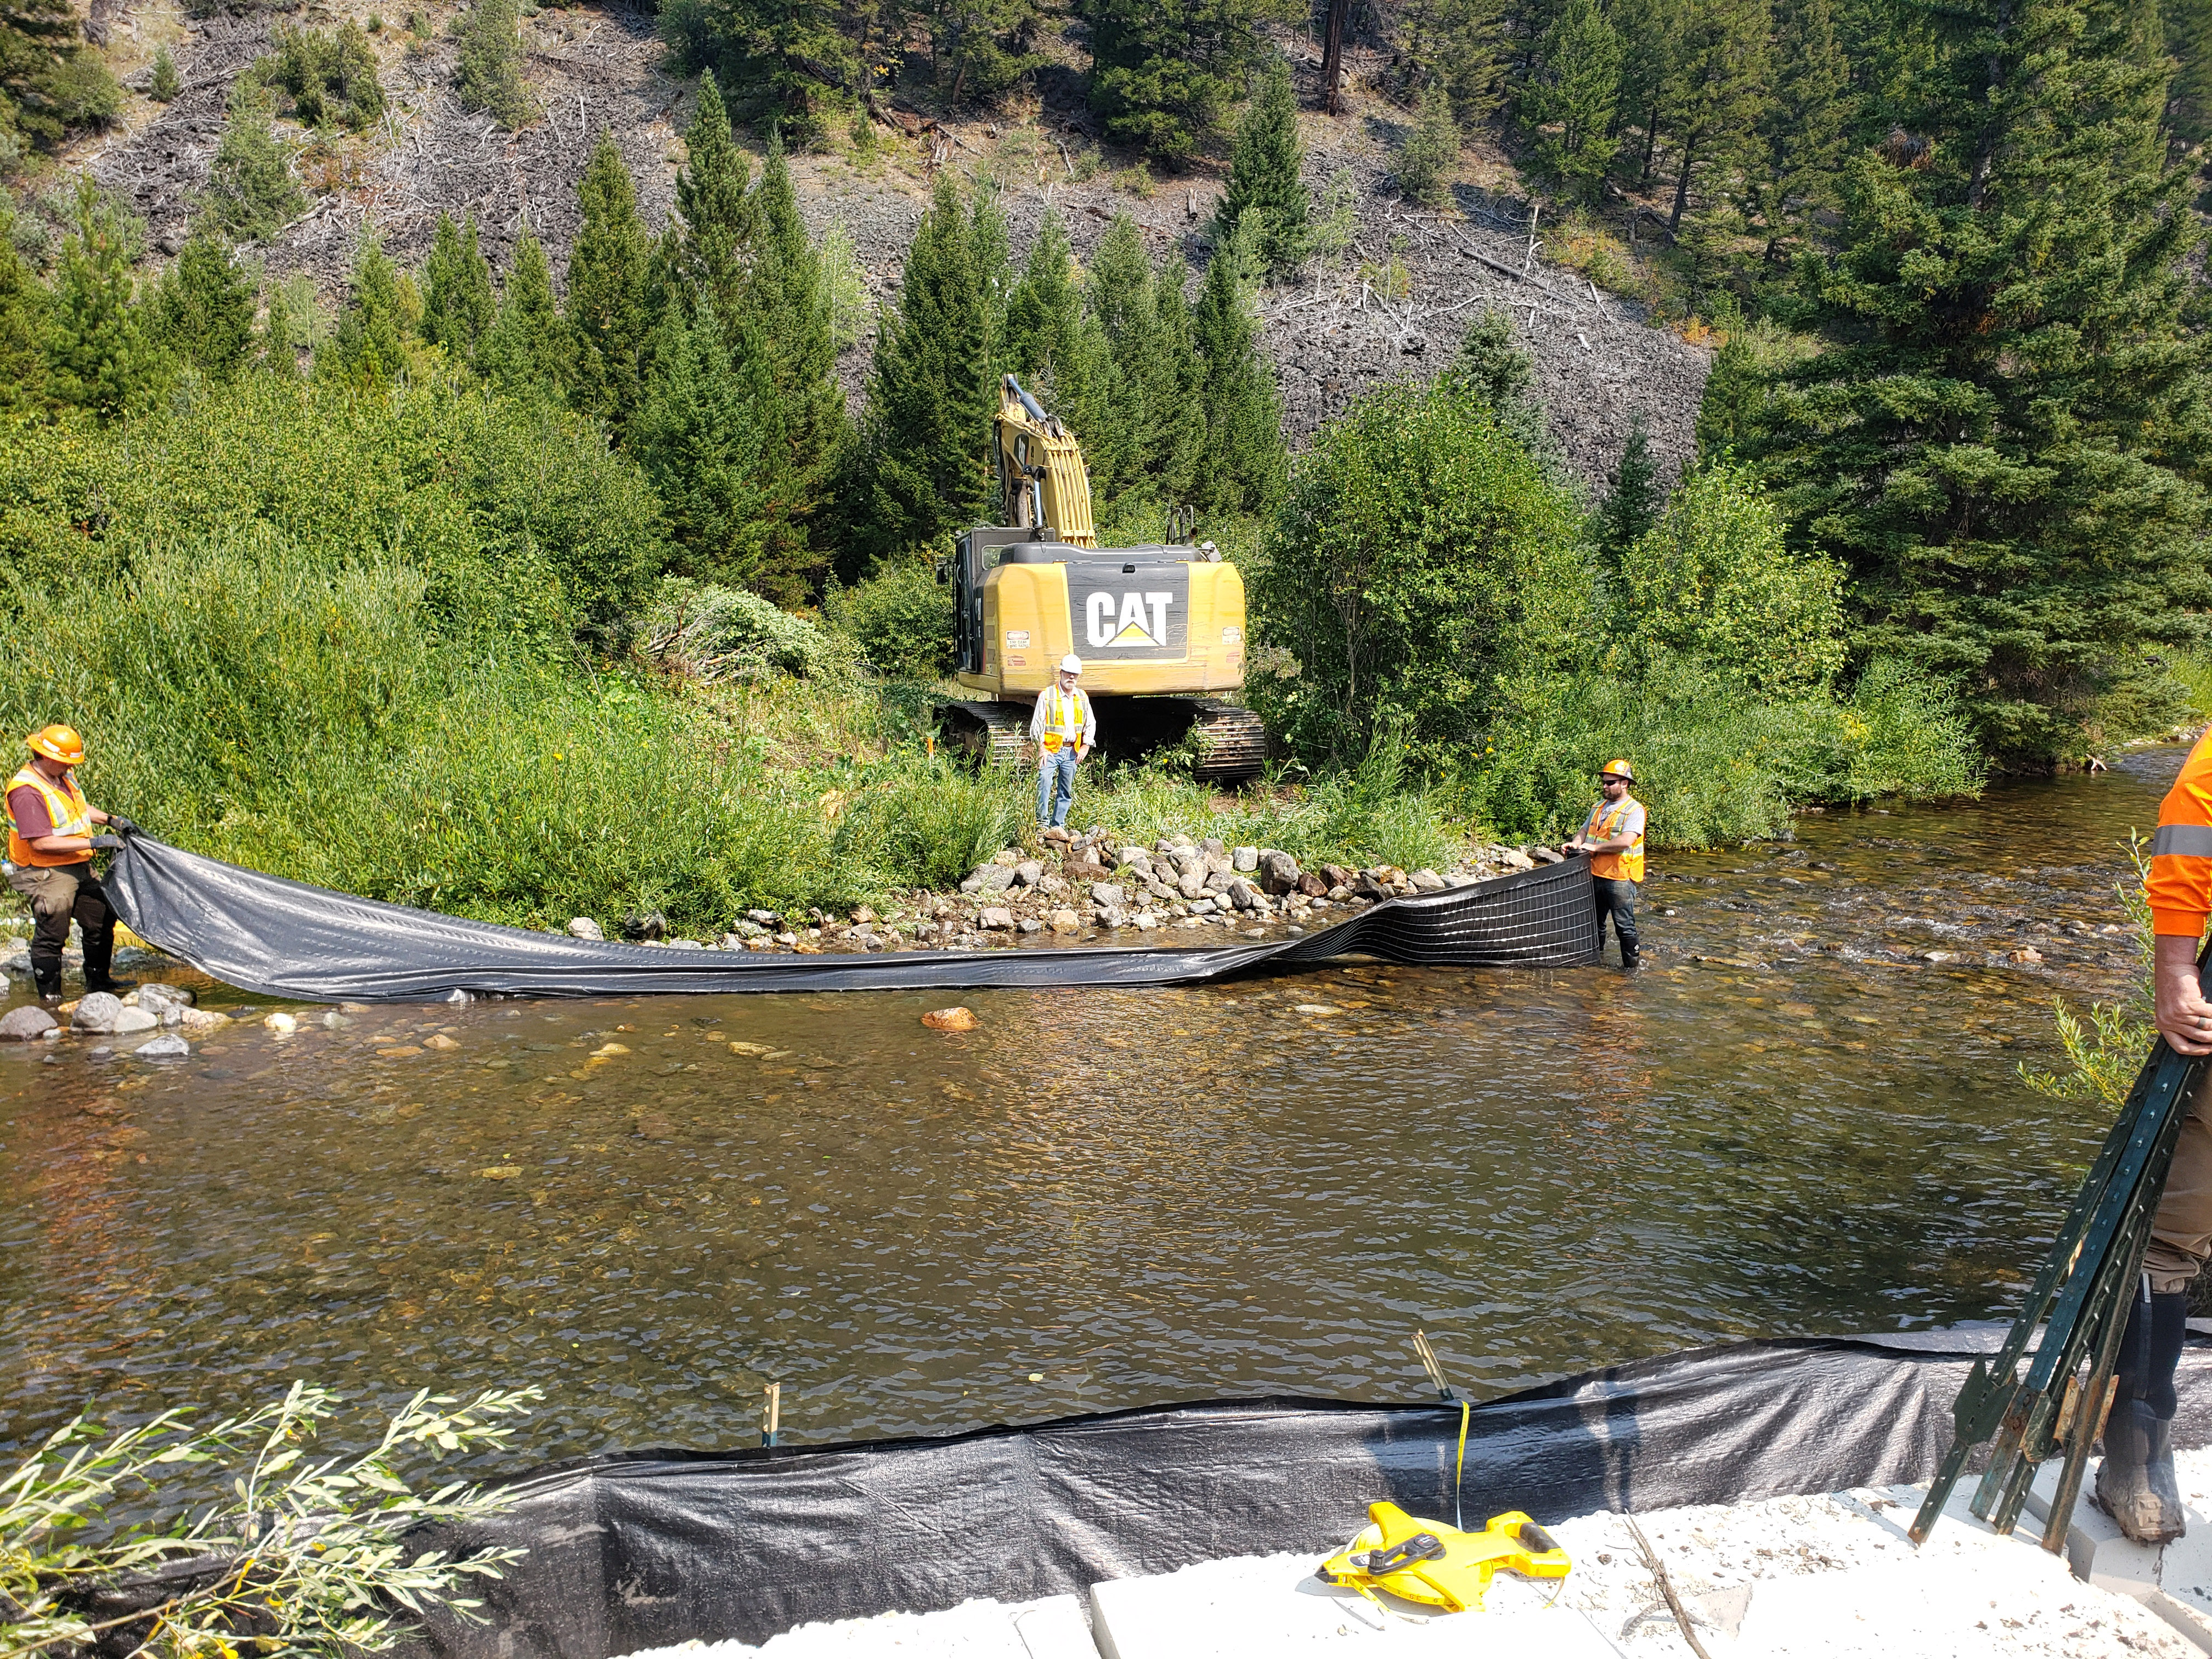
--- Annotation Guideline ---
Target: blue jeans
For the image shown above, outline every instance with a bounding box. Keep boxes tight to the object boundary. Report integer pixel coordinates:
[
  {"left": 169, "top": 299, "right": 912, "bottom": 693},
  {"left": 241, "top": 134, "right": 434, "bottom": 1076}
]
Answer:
[{"left": 1037, "top": 748, "right": 1077, "bottom": 827}]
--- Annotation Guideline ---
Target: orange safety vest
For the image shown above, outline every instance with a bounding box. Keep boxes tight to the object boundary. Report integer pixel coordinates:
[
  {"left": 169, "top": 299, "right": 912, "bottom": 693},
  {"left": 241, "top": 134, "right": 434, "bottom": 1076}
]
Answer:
[
  {"left": 5, "top": 763, "right": 92, "bottom": 867},
  {"left": 2151, "top": 729, "right": 2212, "bottom": 938},
  {"left": 1582, "top": 793, "right": 1646, "bottom": 883}
]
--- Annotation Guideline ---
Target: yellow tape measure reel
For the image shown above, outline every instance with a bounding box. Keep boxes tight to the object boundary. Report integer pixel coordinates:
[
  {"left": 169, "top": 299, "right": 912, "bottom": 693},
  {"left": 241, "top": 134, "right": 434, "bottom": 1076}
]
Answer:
[{"left": 1319, "top": 1502, "right": 1572, "bottom": 1613}]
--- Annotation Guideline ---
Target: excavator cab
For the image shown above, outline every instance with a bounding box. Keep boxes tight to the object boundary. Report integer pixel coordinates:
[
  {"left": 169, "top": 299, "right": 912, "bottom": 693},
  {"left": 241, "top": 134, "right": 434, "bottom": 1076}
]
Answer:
[{"left": 939, "top": 376, "right": 1263, "bottom": 782}]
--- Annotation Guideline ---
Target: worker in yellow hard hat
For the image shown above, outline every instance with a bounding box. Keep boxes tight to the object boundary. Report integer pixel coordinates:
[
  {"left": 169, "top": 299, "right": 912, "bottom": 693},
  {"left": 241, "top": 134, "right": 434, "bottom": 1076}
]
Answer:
[
  {"left": 1563, "top": 758, "right": 1645, "bottom": 969},
  {"left": 5, "top": 725, "right": 137, "bottom": 1002},
  {"left": 1029, "top": 654, "right": 1095, "bottom": 839}
]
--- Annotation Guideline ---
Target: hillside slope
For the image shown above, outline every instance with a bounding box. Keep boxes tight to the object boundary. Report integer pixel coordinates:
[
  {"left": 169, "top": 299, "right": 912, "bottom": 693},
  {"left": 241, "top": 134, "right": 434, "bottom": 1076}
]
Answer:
[{"left": 77, "top": 3, "right": 1707, "bottom": 496}]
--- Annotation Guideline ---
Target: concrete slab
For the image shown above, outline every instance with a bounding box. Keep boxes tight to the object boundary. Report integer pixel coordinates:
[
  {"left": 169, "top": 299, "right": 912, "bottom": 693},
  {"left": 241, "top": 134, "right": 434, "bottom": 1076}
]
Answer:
[
  {"left": 1086, "top": 1550, "right": 1623, "bottom": 1656},
  {"left": 615, "top": 1594, "right": 1097, "bottom": 1659},
  {"left": 2027, "top": 1447, "right": 2212, "bottom": 1652}
]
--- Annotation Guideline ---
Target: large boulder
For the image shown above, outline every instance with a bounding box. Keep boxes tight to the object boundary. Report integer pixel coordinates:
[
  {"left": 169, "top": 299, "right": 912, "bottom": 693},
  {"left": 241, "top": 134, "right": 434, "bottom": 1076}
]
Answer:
[
  {"left": 1297, "top": 872, "right": 1330, "bottom": 898},
  {"left": 1412, "top": 868, "right": 1447, "bottom": 892},
  {"left": 961, "top": 864, "right": 1017, "bottom": 896},
  {"left": 1176, "top": 865, "right": 1209, "bottom": 900},
  {"left": 135, "top": 981, "right": 194, "bottom": 1012},
  {"left": 1258, "top": 851, "right": 1302, "bottom": 896},
  {"left": 0, "top": 1005, "right": 55, "bottom": 1040},
  {"left": 71, "top": 992, "right": 124, "bottom": 1033},
  {"left": 1233, "top": 846, "right": 1259, "bottom": 873},
  {"left": 1226, "top": 879, "right": 1261, "bottom": 911},
  {"left": 1013, "top": 861, "right": 1045, "bottom": 887},
  {"left": 112, "top": 1007, "right": 159, "bottom": 1034}
]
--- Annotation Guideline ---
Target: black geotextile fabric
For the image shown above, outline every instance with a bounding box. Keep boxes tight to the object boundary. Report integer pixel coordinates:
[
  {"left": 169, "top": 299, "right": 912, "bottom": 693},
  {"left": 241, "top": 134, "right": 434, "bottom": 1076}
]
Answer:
[
  {"left": 102, "top": 836, "right": 1601, "bottom": 1002},
  {"left": 410, "top": 1334, "right": 2212, "bottom": 1659}
]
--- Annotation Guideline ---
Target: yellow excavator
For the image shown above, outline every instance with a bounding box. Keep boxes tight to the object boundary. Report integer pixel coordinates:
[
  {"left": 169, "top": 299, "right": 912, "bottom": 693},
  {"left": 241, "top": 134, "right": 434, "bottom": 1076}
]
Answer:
[{"left": 940, "top": 375, "right": 1266, "bottom": 782}]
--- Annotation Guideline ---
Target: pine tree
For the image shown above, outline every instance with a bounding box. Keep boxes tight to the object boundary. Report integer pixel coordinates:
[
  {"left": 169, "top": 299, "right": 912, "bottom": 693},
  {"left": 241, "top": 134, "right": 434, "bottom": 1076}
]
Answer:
[
  {"left": 1001, "top": 207, "right": 1080, "bottom": 384},
  {"left": 46, "top": 182, "right": 159, "bottom": 419},
  {"left": 455, "top": 0, "right": 537, "bottom": 128},
  {"left": 1612, "top": 0, "right": 1683, "bottom": 189},
  {"left": 0, "top": 0, "right": 103, "bottom": 147},
  {"left": 1081, "top": 213, "right": 1158, "bottom": 503},
  {"left": 656, "top": 0, "right": 861, "bottom": 117},
  {"left": 1655, "top": 0, "right": 1772, "bottom": 235},
  {"left": 316, "top": 230, "right": 410, "bottom": 387},
  {"left": 748, "top": 128, "right": 844, "bottom": 518},
  {"left": 204, "top": 86, "right": 305, "bottom": 244},
  {"left": 421, "top": 211, "right": 495, "bottom": 366},
  {"left": 1190, "top": 243, "right": 1283, "bottom": 514},
  {"left": 0, "top": 216, "right": 46, "bottom": 414},
  {"left": 853, "top": 176, "right": 998, "bottom": 567},
  {"left": 630, "top": 301, "right": 777, "bottom": 587},
  {"left": 1216, "top": 52, "right": 1308, "bottom": 277},
  {"left": 1525, "top": 0, "right": 1623, "bottom": 200},
  {"left": 154, "top": 225, "right": 256, "bottom": 382},
  {"left": 1596, "top": 417, "right": 1658, "bottom": 573},
  {"left": 1086, "top": 0, "right": 1282, "bottom": 162},
  {"left": 1148, "top": 255, "right": 1206, "bottom": 510},
  {"left": 150, "top": 46, "right": 179, "bottom": 103},
  {"left": 566, "top": 133, "right": 651, "bottom": 433},
  {"left": 1396, "top": 79, "right": 1461, "bottom": 205},
  {"left": 479, "top": 231, "right": 565, "bottom": 397},
  {"left": 1749, "top": 0, "right": 1849, "bottom": 259},
  {"left": 1393, "top": 0, "right": 1507, "bottom": 122},
  {"left": 1741, "top": 0, "right": 2212, "bottom": 761},
  {"left": 672, "top": 72, "right": 752, "bottom": 320},
  {"left": 259, "top": 280, "right": 302, "bottom": 377},
  {"left": 1450, "top": 308, "right": 1566, "bottom": 480}
]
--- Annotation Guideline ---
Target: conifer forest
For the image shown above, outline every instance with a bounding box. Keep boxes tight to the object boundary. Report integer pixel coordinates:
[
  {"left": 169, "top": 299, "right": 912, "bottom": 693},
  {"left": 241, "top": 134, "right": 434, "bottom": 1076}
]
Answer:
[{"left": 0, "top": 0, "right": 2197, "bottom": 921}]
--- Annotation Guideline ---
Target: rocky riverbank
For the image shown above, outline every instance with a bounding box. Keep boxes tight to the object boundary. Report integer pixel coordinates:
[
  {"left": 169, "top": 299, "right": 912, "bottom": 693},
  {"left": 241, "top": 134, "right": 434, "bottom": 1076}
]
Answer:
[{"left": 560, "top": 828, "right": 1565, "bottom": 955}]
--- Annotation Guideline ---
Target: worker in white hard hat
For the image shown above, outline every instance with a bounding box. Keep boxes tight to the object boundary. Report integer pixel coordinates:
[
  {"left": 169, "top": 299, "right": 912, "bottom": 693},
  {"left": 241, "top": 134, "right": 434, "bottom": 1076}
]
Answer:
[{"left": 1029, "top": 654, "right": 1096, "bottom": 839}]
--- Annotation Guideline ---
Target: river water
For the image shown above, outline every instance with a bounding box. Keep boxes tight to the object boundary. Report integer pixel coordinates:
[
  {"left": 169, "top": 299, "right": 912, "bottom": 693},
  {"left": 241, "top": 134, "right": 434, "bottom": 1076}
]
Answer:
[{"left": 0, "top": 751, "right": 2183, "bottom": 1474}]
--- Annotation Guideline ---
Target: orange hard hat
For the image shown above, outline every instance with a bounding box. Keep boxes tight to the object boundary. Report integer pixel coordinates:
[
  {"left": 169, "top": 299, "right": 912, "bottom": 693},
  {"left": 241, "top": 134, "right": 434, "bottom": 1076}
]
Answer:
[
  {"left": 26, "top": 725, "right": 83, "bottom": 766},
  {"left": 1599, "top": 758, "right": 1634, "bottom": 781}
]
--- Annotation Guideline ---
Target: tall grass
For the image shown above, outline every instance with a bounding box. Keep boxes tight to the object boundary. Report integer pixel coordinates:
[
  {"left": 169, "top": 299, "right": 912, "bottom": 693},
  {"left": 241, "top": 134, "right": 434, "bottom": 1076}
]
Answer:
[{"left": 0, "top": 539, "right": 859, "bottom": 930}]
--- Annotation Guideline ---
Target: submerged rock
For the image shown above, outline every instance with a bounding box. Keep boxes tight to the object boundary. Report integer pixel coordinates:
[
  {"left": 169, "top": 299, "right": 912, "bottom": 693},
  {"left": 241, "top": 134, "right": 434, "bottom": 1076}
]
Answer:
[
  {"left": 112, "top": 1007, "right": 158, "bottom": 1034},
  {"left": 134, "top": 1034, "right": 189, "bottom": 1058},
  {"left": 921, "top": 1006, "right": 978, "bottom": 1031}
]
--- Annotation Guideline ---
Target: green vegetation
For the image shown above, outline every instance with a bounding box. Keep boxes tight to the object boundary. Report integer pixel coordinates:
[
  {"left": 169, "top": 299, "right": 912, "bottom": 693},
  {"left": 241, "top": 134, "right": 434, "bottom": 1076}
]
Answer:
[
  {"left": 255, "top": 21, "right": 386, "bottom": 131},
  {"left": 455, "top": 0, "right": 537, "bottom": 129},
  {"left": 1216, "top": 54, "right": 1308, "bottom": 276},
  {"left": 149, "top": 46, "right": 179, "bottom": 103},
  {"left": 1, "top": 1383, "right": 536, "bottom": 1659},
  {"left": 203, "top": 86, "right": 306, "bottom": 243}
]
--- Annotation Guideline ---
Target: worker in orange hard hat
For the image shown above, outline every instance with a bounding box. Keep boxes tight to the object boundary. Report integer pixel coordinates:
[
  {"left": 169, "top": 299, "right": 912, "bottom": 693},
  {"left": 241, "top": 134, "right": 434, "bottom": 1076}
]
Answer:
[
  {"left": 1562, "top": 758, "right": 1645, "bottom": 969},
  {"left": 5, "top": 725, "right": 138, "bottom": 1003}
]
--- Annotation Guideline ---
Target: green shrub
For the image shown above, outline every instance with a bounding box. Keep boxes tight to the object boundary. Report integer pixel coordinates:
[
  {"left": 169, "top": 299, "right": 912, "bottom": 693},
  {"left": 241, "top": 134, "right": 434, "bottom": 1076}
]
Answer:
[
  {"left": 821, "top": 562, "right": 953, "bottom": 680},
  {"left": 1246, "top": 373, "right": 1583, "bottom": 770},
  {"left": 257, "top": 22, "right": 386, "bottom": 129},
  {"left": 831, "top": 763, "right": 1024, "bottom": 890},
  {"left": 1617, "top": 461, "right": 1844, "bottom": 697},
  {"left": 204, "top": 86, "right": 305, "bottom": 242},
  {"left": 645, "top": 578, "right": 844, "bottom": 680},
  {"left": 1394, "top": 82, "right": 1459, "bottom": 207},
  {"left": 149, "top": 47, "right": 181, "bottom": 101},
  {"left": 0, "top": 376, "right": 667, "bottom": 646}
]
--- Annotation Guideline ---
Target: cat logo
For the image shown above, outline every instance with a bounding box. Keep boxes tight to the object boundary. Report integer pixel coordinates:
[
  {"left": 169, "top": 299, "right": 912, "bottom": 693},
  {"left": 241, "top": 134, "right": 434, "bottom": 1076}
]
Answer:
[{"left": 1086, "top": 591, "right": 1173, "bottom": 649}]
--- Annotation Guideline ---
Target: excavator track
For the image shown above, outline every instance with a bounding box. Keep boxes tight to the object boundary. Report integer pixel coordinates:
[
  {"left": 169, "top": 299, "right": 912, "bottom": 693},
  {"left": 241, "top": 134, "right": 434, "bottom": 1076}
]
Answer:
[
  {"left": 939, "top": 700, "right": 1031, "bottom": 769},
  {"left": 1192, "top": 701, "right": 1267, "bottom": 784}
]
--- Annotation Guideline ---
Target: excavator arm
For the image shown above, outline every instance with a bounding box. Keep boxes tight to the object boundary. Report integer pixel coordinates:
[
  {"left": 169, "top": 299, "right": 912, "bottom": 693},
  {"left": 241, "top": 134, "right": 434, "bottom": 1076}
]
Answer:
[{"left": 994, "top": 374, "right": 1098, "bottom": 548}]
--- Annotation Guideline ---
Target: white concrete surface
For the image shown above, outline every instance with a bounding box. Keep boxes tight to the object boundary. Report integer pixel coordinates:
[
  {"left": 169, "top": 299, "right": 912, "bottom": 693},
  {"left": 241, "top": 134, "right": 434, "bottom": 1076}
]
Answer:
[
  {"left": 1086, "top": 1550, "right": 1621, "bottom": 1655},
  {"left": 2027, "top": 1444, "right": 2212, "bottom": 1652},
  {"left": 618, "top": 1594, "right": 1096, "bottom": 1659}
]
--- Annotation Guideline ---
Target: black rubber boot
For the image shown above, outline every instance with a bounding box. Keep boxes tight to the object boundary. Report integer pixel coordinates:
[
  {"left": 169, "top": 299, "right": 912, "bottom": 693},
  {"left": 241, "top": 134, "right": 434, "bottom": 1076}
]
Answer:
[
  {"left": 33, "top": 966, "right": 61, "bottom": 1003},
  {"left": 83, "top": 972, "right": 136, "bottom": 994},
  {"left": 2096, "top": 1284, "right": 2190, "bottom": 1544}
]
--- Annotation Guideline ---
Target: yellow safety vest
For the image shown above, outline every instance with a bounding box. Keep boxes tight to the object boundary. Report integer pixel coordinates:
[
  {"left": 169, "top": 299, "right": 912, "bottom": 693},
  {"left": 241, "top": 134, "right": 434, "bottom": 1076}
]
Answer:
[
  {"left": 1582, "top": 794, "right": 1645, "bottom": 883},
  {"left": 7, "top": 764, "right": 92, "bottom": 867},
  {"left": 1039, "top": 685, "right": 1088, "bottom": 754}
]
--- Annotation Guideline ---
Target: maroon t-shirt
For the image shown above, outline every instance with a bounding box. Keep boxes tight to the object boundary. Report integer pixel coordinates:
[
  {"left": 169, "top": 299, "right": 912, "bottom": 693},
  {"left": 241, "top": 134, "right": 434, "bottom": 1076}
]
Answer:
[{"left": 8, "top": 785, "right": 52, "bottom": 839}]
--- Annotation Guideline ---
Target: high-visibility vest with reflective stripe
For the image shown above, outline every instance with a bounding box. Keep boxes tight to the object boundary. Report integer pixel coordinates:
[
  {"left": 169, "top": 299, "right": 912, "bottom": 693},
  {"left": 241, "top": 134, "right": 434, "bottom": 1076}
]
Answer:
[
  {"left": 2151, "top": 729, "right": 2212, "bottom": 936},
  {"left": 1582, "top": 794, "right": 1645, "bottom": 883},
  {"left": 1041, "top": 685, "right": 1088, "bottom": 748},
  {"left": 6, "top": 764, "right": 92, "bottom": 867}
]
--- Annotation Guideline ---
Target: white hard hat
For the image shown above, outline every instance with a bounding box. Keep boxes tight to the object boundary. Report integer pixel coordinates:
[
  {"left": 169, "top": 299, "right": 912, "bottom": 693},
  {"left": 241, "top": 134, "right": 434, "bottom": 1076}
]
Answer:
[{"left": 1058, "top": 654, "right": 1084, "bottom": 674}]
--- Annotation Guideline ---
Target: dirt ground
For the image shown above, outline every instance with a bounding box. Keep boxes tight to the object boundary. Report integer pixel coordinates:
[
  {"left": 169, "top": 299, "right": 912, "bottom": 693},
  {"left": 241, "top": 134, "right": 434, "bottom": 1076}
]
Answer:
[{"left": 64, "top": 3, "right": 1708, "bottom": 494}]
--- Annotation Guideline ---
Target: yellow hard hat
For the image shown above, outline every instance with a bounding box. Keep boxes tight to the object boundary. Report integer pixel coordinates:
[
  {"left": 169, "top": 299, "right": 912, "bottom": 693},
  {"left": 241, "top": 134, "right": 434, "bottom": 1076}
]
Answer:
[
  {"left": 27, "top": 725, "right": 83, "bottom": 766},
  {"left": 1599, "top": 758, "right": 1634, "bottom": 781}
]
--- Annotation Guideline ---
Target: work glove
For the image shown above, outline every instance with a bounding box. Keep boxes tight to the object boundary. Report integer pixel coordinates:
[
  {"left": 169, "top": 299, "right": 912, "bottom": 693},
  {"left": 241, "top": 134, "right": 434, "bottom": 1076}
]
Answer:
[
  {"left": 107, "top": 815, "right": 138, "bottom": 837},
  {"left": 89, "top": 835, "right": 124, "bottom": 851}
]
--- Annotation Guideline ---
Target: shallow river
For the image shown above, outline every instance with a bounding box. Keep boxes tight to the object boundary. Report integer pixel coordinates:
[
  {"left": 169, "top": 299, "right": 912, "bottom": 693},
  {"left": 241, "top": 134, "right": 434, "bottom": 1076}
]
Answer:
[{"left": 0, "top": 752, "right": 2186, "bottom": 1472}]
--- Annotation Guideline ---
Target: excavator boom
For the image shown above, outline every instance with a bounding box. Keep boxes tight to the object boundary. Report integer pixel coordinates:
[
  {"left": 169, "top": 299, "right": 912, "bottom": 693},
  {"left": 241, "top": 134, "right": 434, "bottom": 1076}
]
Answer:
[{"left": 995, "top": 375, "right": 1097, "bottom": 548}]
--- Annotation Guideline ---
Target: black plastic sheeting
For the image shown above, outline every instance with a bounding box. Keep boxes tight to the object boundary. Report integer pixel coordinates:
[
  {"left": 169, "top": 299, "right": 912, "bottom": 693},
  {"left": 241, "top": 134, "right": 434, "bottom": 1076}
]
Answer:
[
  {"left": 413, "top": 1332, "right": 2212, "bottom": 1659},
  {"left": 103, "top": 836, "right": 1601, "bottom": 1002}
]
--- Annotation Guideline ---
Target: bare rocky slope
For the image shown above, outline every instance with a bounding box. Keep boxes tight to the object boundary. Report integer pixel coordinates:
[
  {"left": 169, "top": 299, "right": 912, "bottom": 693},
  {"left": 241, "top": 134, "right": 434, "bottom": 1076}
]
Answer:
[{"left": 72, "top": 2, "right": 1708, "bottom": 496}]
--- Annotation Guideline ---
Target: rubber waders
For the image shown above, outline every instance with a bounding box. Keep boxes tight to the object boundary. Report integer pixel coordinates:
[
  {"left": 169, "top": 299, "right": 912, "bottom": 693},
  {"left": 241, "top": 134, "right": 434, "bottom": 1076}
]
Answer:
[{"left": 2096, "top": 1283, "right": 2190, "bottom": 1543}]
